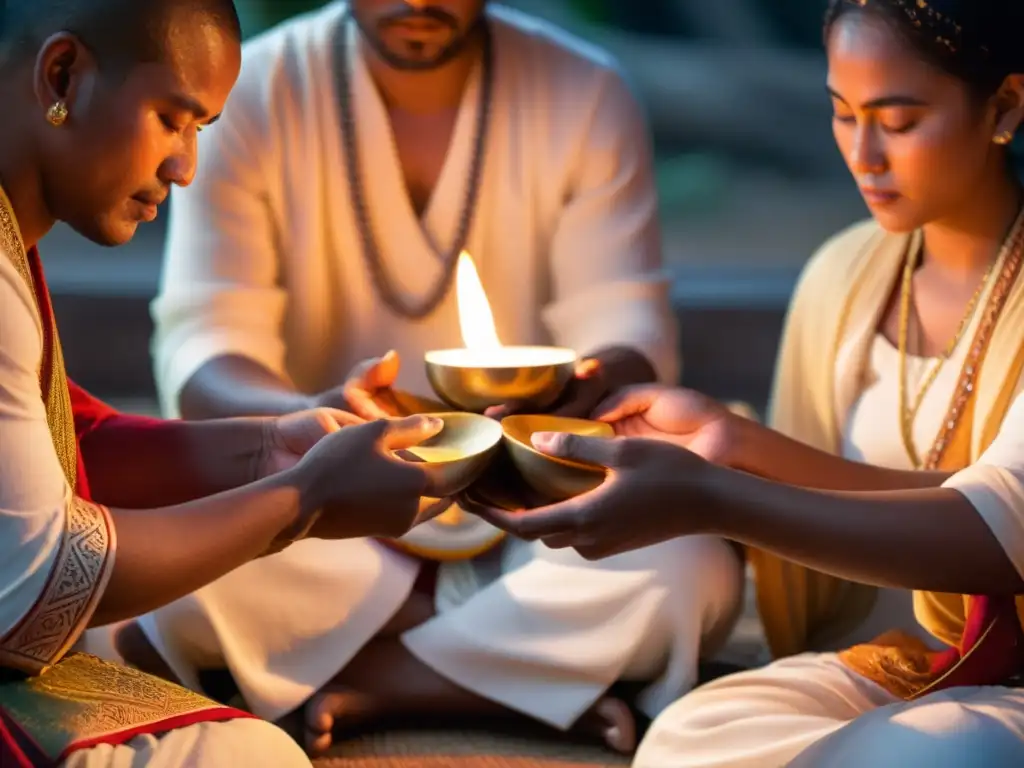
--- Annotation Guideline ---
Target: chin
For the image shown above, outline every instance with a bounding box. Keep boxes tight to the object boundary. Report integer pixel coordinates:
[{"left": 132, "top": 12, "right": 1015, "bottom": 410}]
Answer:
[
  {"left": 68, "top": 217, "right": 139, "bottom": 248},
  {"left": 868, "top": 208, "right": 922, "bottom": 235}
]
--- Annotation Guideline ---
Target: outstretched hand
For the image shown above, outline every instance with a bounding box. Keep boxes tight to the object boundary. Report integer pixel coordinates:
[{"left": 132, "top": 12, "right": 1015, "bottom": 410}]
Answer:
[
  {"left": 460, "top": 431, "right": 716, "bottom": 560},
  {"left": 592, "top": 385, "right": 737, "bottom": 464}
]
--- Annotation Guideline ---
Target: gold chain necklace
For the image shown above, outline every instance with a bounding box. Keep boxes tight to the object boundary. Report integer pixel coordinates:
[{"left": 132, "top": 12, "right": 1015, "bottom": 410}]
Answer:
[
  {"left": 897, "top": 217, "right": 1020, "bottom": 468},
  {"left": 897, "top": 252, "right": 993, "bottom": 467},
  {"left": 897, "top": 210, "right": 1024, "bottom": 473}
]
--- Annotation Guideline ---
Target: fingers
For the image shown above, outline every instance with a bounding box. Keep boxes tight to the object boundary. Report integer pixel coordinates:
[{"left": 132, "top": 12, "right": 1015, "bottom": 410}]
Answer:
[
  {"left": 574, "top": 357, "right": 602, "bottom": 380},
  {"left": 591, "top": 384, "right": 662, "bottom": 423},
  {"left": 484, "top": 401, "right": 524, "bottom": 420},
  {"left": 377, "top": 415, "right": 444, "bottom": 450},
  {"left": 349, "top": 350, "right": 400, "bottom": 390},
  {"left": 531, "top": 432, "right": 620, "bottom": 468},
  {"left": 459, "top": 492, "right": 592, "bottom": 541},
  {"left": 344, "top": 351, "right": 403, "bottom": 420},
  {"left": 315, "top": 408, "right": 365, "bottom": 431}
]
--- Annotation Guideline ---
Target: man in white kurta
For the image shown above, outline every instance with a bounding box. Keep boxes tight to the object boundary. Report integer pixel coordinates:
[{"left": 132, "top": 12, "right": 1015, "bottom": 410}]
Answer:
[{"left": 141, "top": 0, "right": 743, "bottom": 750}]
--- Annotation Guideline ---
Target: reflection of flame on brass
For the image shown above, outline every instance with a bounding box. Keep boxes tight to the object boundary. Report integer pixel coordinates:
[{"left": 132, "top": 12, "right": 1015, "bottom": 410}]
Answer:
[{"left": 457, "top": 252, "right": 502, "bottom": 351}]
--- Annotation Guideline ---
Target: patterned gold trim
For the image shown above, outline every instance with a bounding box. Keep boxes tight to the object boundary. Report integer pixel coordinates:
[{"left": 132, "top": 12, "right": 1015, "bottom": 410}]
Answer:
[
  {"left": 0, "top": 184, "right": 114, "bottom": 676},
  {"left": 0, "top": 185, "right": 78, "bottom": 492},
  {"left": 0, "top": 500, "right": 116, "bottom": 675}
]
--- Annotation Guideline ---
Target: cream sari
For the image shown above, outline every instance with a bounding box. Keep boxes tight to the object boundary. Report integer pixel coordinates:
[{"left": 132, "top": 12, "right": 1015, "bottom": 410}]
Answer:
[{"left": 753, "top": 218, "right": 1024, "bottom": 692}]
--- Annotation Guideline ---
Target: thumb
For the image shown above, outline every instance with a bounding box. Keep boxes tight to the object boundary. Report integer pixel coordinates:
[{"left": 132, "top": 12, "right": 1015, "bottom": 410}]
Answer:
[
  {"left": 379, "top": 414, "right": 444, "bottom": 451},
  {"left": 531, "top": 431, "right": 619, "bottom": 468}
]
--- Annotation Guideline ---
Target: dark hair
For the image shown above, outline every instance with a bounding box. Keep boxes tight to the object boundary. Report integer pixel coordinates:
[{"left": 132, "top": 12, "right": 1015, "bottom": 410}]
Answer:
[
  {"left": 824, "top": 0, "right": 1024, "bottom": 95},
  {"left": 0, "top": 0, "right": 241, "bottom": 72}
]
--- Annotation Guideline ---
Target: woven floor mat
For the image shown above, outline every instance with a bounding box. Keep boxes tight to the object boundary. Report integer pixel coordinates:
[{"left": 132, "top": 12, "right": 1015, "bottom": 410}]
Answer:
[{"left": 311, "top": 727, "right": 630, "bottom": 768}]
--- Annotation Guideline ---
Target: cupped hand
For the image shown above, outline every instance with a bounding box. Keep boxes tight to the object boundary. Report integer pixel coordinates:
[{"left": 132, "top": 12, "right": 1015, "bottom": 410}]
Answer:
[
  {"left": 592, "top": 385, "right": 736, "bottom": 464},
  {"left": 340, "top": 350, "right": 407, "bottom": 420},
  {"left": 295, "top": 414, "right": 447, "bottom": 540},
  {"left": 257, "top": 407, "right": 365, "bottom": 479},
  {"left": 485, "top": 357, "right": 609, "bottom": 420},
  {"left": 459, "top": 431, "right": 715, "bottom": 560}
]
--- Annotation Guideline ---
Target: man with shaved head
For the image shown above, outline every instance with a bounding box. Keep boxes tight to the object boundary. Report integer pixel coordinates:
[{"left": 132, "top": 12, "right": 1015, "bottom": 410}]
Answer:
[{"left": 0, "top": 2, "right": 446, "bottom": 765}]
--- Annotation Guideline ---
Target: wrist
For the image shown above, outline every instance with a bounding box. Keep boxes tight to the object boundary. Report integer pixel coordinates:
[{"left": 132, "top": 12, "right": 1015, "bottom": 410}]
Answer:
[
  {"left": 686, "top": 460, "right": 741, "bottom": 537},
  {"left": 718, "top": 412, "right": 760, "bottom": 471},
  {"left": 267, "top": 466, "right": 323, "bottom": 549}
]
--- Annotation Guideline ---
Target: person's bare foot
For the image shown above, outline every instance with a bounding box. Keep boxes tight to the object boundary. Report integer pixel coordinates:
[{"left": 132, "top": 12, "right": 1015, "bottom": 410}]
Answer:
[{"left": 303, "top": 687, "right": 380, "bottom": 756}]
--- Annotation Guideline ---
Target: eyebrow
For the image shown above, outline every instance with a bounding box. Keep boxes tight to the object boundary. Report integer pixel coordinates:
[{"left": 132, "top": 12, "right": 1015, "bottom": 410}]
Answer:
[
  {"left": 168, "top": 93, "right": 221, "bottom": 125},
  {"left": 827, "top": 87, "right": 928, "bottom": 109}
]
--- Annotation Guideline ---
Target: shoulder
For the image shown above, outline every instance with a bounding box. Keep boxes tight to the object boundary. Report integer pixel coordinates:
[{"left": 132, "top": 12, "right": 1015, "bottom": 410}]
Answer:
[
  {"left": 228, "top": 2, "right": 345, "bottom": 116},
  {"left": 794, "top": 218, "right": 889, "bottom": 298},
  {"left": 0, "top": 255, "right": 42, "bottom": 346},
  {"left": 490, "top": 6, "right": 621, "bottom": 73},
  {"left": 0, "top": 254, "right": 44, "bottom": 391},
  {"left": 490, "top": 6, "right": 638, "bottom": 110}
]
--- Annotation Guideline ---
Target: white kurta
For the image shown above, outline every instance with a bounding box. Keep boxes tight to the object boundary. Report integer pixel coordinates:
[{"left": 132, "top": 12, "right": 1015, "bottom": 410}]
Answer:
[
  {"left": 634, "top": 324, "right": 1024, "bottom": 766},
  {"left": 142, "top": 1, "right": 741, "bottom": 730},
  {"left": 0, "top": 256, "right": 309, "bottom": 768}
]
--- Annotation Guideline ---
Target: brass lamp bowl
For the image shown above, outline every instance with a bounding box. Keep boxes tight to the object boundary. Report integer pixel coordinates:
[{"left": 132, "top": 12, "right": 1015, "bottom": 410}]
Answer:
[
  {"left": 396, "top": 412, "right": 503, "bottom": 498},
  {"left": 500, "top": 415, "right": 614, "bottom": 502},
  {"left": 424, "top": 347, "right": 577, "bottom": 413}
]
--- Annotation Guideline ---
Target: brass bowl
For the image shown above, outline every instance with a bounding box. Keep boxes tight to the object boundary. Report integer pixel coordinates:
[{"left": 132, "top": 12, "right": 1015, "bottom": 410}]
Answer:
[
  {"left": 501, "top": 415, "right": 614, "bottom": 502},
  {"left": 424, "top": 347, "right": 577, "bottom": 413},
  {"left": 396, "top": 412, "right": 503, "bottom": 498}
]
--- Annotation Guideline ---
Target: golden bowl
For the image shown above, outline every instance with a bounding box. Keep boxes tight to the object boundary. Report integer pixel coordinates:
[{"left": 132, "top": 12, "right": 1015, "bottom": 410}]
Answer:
[
  {"left": 501, "top": 415, "right": 614, "bottom": 502},
  {"left": 396, "top": 412, "right": 503, "bottom": 498},
  {"left": 424, "top": 347, "right": 577, "bottom": 413}
]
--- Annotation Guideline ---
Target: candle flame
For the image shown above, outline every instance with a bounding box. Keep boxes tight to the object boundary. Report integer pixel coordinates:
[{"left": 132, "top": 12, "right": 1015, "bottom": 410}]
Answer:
[{"left": 456, "top": 252, "right": 502, "bottom": 350}]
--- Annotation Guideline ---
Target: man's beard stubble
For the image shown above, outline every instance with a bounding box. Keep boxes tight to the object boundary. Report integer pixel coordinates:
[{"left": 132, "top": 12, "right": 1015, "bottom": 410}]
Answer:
[{"left": 354, "top": 3, "right": 484, "bottom": 71}]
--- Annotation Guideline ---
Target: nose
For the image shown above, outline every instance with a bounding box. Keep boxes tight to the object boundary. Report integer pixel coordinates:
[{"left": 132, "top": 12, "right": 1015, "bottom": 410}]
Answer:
[
  {"left": 847, "top": 121, "right": 887, "bottom": 177},
  {"left": 160, "top": 135, "right": 198, "bottom": 189},
  {"left": 404, "top": 0, "right": 429, "bottom": 8}
]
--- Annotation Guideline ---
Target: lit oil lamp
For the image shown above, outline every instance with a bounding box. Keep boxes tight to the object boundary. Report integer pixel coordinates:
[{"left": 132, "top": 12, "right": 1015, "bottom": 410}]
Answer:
[{"left": 425, "top": 252, "right": 577, "bottom": 413}]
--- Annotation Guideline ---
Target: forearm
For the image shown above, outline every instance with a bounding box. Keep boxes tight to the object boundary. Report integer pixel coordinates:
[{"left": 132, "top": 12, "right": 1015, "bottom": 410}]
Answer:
[
  {"left": 91, "top": 470, "right": 307, "bottom": 626},
  {"left": 80, "top": 416, "right": 269, "bottom": 508},
  {"left": 700, "top": 465, "right": 1024, "bottom": 594},
  {"left": 179, "top": 355, "right": 315, "bottom": 419},
  {"left": 727, "top": 415, "right": 950, "bottom": 491}
]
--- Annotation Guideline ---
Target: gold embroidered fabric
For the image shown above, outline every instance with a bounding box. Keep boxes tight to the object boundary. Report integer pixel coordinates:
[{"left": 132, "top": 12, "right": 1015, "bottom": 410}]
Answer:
[
  {"left": 0, "top": 187, "right": 113, "bottom": 672},
  {"left": 0, "top": 499, "right": 115, "bottom": 676},
  {"left": 0, "top": 186, "right": 78, "bottom": 491},
  {"left": 1, "top": 653, "right": 239, "bottom": 760}
]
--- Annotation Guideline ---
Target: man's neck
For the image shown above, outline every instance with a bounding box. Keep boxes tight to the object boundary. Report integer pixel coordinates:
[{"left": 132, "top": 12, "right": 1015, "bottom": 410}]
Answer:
[
  {"left": 0, "top": 129, "right": 54, "bottom": 251},
  {"left": 359, "top": 31, "right": 484, "bottom": 115}
]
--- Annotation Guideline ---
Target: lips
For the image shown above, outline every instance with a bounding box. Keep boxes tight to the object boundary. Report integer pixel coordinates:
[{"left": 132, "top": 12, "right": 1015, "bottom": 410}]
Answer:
[
  {"left": 859, "top": 187, "right": 901, "bottom": 205},
  {"left": 132, "top": 193, "right": 166, "bottom": 208}
]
